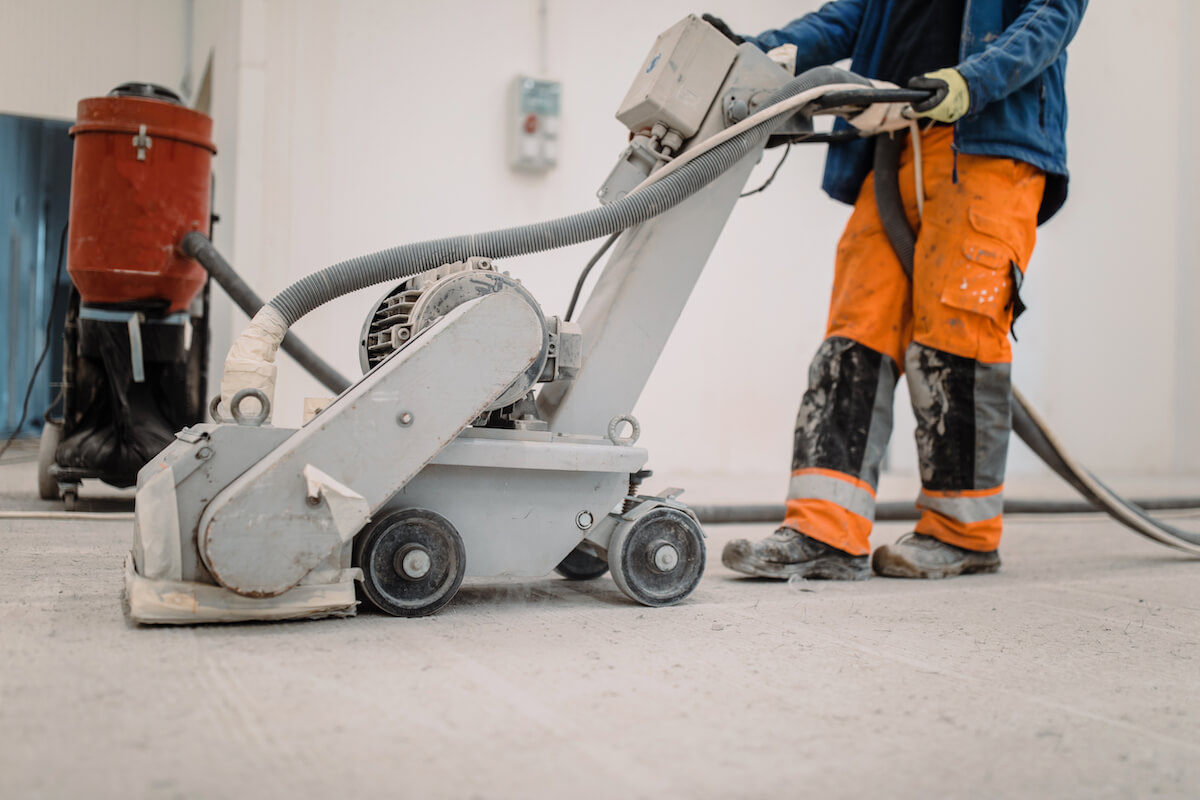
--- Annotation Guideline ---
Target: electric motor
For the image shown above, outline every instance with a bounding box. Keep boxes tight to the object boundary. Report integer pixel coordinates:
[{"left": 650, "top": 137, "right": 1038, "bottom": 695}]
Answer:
[{"left": 359, "top": 258, "right": 582, "bottom": 414}]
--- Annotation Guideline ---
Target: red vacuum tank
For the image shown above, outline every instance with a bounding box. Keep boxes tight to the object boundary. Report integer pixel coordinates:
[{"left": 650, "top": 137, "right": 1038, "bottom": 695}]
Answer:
[{"left": 67, "top": 84, "right": 216, "bottom": 312}]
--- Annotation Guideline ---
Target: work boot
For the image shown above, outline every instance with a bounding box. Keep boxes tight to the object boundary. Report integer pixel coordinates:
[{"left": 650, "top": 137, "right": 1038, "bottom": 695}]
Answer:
[
  {"left": 721, "top": 528, "right": 870, "bottom": 580},
  {"left": 871, "top": 532, "right": 1001, "bottom": 579}
]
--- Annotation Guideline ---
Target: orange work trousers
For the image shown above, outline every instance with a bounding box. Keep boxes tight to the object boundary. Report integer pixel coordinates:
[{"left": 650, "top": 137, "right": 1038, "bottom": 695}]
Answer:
[{"left": 783, "top": 125, "right": 1045, "bottom": 555}]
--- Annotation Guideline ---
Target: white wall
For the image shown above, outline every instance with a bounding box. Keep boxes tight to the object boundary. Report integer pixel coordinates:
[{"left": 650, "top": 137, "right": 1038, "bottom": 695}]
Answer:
[
  {"left": 1006, "top": 1, "right": 1200, "bottom": 477},
  {"left": 1175, "top": 1, "right": 1200, "bottom": 474},
  {"left": 0, "top": 0, "right": 190, "bottom": 121},
  {"left": 5, "top": 0, "right": 1197, "bottom": 493}
]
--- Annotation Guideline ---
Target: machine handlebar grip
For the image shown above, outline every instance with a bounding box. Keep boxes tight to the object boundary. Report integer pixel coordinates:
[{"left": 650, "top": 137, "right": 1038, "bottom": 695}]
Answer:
[{"left": 813, "top": 88, "right": 935, "bottom": 110}]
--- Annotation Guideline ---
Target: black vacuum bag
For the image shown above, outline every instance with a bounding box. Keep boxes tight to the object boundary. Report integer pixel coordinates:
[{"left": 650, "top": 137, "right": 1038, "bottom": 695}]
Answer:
[{"left": 56, "top": 315, "right": 192, "bottom": 486}]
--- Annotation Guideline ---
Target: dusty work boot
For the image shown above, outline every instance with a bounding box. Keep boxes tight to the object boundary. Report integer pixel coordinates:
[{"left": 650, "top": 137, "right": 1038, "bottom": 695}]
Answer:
[
  {"left": 871, "top": 533, "right": 1001, "bottom": 579},
  {"left": 722, "top": 528, "right": 870, "bottom": 580}
]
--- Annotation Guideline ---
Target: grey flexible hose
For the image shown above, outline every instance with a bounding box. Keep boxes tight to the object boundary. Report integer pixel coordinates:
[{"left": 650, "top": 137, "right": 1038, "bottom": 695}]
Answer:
[
  {"left": 264, "top": 66, "right": 871, "bottom": 327},
  {"left": 870, "top": 134, "right": 1200, "bottom": 553},
  {"left": 180, "top": 232, "right": 351, "bottom": 394}
]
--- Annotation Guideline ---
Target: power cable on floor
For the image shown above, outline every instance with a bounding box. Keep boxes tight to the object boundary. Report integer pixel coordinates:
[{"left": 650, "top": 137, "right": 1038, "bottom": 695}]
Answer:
[{"left": 0, "top": 511, "right": 134, "bottom": 521}]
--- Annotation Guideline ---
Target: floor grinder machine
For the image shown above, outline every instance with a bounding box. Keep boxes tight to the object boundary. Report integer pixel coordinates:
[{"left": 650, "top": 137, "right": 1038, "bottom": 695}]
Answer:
[{"left": 124, "top": 17, "right": 923, "bottom": 624}]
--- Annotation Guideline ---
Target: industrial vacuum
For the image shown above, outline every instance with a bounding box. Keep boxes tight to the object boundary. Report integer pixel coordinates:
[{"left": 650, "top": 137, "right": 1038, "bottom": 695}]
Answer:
[{"left": 38, "top": 84, "right": 215, "bottom": 508}]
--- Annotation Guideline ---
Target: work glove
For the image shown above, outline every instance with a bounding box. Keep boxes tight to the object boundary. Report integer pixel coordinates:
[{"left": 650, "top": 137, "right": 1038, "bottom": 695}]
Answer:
[
  {"left": 908, "top": 68, "right": 970, "bottom": 124},
  {"left": 702, "top": 13, "right": 744, "bottom": 44}
]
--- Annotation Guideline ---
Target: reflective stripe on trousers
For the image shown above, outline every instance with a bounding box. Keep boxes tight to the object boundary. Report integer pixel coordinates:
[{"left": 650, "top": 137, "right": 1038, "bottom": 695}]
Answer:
[
  {"left": 917, "top": 487, "right": 1004, "bottom": 524},
  {"left": 783, "top": 468, "right": 877, "bottom": 557}
]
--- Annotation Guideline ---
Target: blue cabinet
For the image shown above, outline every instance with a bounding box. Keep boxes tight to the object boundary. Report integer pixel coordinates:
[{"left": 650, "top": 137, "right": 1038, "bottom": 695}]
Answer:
[{"left": 0, "top": 113, "right": 73, "bottom": 438}]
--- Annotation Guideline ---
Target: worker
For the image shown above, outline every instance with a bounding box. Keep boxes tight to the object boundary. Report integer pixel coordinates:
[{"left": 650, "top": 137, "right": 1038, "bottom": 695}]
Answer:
[{"left": 708, "top": 1, "right": 1087, "bottom": 579}]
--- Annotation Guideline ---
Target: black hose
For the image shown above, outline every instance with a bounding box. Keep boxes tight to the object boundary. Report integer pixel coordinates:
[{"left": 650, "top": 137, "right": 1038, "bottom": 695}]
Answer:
[
  {"left": 869, "top": 131, "right": 1200, "bottom": 553},
  {"left": 564, "top": 232, "right": 619, "bottom": 322},
  {"left": 180, "top": 232, "right": 351, "bottom": 395},
  {"left": 872, "top": 134, "right": 915, "bottom": 272},
  {"left": 693, "top": 498, "right": 1200, "bottom": 526}
]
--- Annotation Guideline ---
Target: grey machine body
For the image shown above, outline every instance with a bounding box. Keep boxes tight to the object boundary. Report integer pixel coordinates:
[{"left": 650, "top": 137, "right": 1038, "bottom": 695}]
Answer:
[{"left": 128, "top": 17, "right": 795, "bottom": 622}]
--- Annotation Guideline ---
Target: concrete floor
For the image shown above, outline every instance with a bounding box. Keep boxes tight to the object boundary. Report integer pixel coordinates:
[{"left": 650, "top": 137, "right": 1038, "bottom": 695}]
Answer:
[{"left": 1, "top": 445, "right": 1199, "bottom": 799}]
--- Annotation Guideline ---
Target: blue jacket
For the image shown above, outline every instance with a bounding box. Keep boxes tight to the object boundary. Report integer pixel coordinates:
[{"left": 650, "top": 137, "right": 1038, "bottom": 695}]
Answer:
[{"left": 745, "top": 0, "right": 1087, "bottom": 222}]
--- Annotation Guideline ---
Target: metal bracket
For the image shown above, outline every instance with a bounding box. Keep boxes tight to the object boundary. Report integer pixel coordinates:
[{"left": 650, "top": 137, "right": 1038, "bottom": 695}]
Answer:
[
  {"left": 619, "top": 494, "right": 698, "bottom": 525},
  {"left": 302, "top": 464, "right": 371, "bottom": 543},
  {"left": 174, "top": 427, "right": 209, "bottom": 444},
  {"left": 596, "top": 136, "right": 660, "bottom": 204},
  {"left": 722, "top": 88, "right": 814, "bottom": 136},
  {"left": 584, "top": 492, "right": 701, "bottom": 554},
  {"left": 132, "top": 124, "right": 152, "bottom": 161}
]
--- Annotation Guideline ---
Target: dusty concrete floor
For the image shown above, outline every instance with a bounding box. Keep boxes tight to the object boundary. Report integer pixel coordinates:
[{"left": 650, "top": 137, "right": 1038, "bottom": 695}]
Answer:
[{"left": 1, "top": 444, "right": 1199, "bottom": 799}]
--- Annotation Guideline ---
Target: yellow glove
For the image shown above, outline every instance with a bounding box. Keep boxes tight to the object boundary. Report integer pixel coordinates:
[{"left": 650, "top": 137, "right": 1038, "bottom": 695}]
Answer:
[{"left": 908, "top": 68, "right": 971, "bottom": 124}]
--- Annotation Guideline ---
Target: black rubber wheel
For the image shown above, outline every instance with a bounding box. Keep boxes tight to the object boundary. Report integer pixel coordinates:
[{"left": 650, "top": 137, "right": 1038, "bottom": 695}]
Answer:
[
  {"left": 355, "top": 509, "right": 466, "bottom": 617},
  {"left": 608, "top": 507, "right": 706, "bottom": 607},
  {"left": 37, "top": 422, "right": 61, "bottom": 501},
  {"left": 554, "top": 544, "right": 609, "bottom": 580}
]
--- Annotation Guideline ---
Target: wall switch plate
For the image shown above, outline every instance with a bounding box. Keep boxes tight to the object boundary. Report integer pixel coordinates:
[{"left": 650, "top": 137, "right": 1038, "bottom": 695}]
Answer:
[{"left": 510, "top": 75, "right": 561, "bottom": 172}]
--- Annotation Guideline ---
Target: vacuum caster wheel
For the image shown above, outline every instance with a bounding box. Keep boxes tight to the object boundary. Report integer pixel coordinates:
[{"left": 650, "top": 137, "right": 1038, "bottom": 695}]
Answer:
[
  {"left": 554, "top": 544, "right": 609, "bottom": 581},
  {"left": 355, "top": 509, "right": 466, "bottom": 617},
  {"left": 61, "top": 486, "right": 79, "bottom": 512},
  {"left": 37, "top": 421, "right": 62, "bottom": 501},
  {"left": 608, "top": 507, "right": 706, "bottom": 607}
]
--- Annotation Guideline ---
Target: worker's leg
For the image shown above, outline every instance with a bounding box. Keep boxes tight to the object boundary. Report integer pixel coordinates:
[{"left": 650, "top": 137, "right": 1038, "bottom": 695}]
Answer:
[
  {"left": 722, "top": 163, "right": 918, "bottom": 578},
  {"left": 874, "top": 131, "right": 1045, "bottom": 577},
  {"left": 780, "top": 171, "right": 915, "bottom": 557}
]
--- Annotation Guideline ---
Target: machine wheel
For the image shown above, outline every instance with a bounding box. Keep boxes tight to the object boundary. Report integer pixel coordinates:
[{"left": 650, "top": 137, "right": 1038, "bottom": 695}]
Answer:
[
  {"left": 37, "top": 421, "right": 62, "bottom": 500},
  {"left": 355, "top": 509, "right": 466, "bottom": 617},
  {"left": 608, "top": 507, "right": 706, "bottom": 607},
  {"left": 554, "top": 544, "right": 609, "bottom": 581}
]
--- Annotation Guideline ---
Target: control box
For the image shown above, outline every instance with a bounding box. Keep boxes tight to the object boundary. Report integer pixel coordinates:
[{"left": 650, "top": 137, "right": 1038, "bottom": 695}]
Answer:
[
  {"left": 509, "top": 76, "right": 561, "bottom": 172},
  {"left": 615, "top": 14, "right": 738, "bottom": 138}
]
